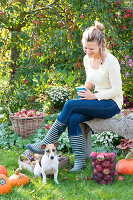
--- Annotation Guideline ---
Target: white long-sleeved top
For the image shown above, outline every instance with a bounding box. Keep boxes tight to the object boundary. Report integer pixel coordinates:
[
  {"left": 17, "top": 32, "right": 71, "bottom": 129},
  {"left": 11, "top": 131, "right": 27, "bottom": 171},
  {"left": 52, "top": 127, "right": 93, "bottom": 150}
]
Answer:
[{"left": 84, "top": 52, "right": 123, "bottom": 109}]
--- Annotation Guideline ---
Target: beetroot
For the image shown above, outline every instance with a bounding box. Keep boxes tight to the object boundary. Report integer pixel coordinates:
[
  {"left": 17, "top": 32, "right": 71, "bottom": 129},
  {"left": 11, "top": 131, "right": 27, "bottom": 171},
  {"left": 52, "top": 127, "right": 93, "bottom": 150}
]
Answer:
[
  {"left": 96, "top": 165, "right": 103, "bottom": 172},
  {"left": 103, "top": 168, "right": 110, "bottom": 175},
  {"left": 102, "top": 160, "right": 110, "bottom": 168}
]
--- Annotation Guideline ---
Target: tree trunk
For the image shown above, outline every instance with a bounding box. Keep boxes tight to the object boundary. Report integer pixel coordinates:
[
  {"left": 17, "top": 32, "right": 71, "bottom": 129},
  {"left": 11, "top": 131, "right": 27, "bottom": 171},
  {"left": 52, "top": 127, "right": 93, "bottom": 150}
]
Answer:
[{"left": 9, "top": 31, "right": 21, "bottom": 85}]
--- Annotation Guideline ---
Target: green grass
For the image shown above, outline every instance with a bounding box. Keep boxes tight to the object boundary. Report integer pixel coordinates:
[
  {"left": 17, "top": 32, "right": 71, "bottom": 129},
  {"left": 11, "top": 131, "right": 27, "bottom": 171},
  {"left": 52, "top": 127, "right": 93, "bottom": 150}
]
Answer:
[{"left": 0, "top": 148, "right": 133, "bottom": 200}]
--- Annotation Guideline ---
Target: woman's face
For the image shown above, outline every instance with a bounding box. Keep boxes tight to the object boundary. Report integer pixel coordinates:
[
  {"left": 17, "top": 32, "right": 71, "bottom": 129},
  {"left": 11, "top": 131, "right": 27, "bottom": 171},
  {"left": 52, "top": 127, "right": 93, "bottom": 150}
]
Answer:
[{"left": 83, "top": 40, "right": 101, "bottom": 58}]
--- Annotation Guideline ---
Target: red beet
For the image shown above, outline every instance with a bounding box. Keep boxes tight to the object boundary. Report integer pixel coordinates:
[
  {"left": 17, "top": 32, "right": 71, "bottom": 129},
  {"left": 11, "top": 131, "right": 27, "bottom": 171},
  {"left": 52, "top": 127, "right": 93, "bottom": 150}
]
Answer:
[
  {"left": 96, "top": 165, "right": 103, "bottom": 172},
  {"left": 103, "top": 168, "right": 110, "bottom": 175},
  {"left": 102, "top": 160, "right": 110, "bottom": 168}
]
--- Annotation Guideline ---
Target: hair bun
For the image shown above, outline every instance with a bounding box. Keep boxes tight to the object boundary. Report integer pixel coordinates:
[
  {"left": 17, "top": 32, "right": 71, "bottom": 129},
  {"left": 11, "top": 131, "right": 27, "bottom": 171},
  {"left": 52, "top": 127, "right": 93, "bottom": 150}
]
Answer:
[{"left": 94, "top": 21, "right": 104, "bottom": 31}]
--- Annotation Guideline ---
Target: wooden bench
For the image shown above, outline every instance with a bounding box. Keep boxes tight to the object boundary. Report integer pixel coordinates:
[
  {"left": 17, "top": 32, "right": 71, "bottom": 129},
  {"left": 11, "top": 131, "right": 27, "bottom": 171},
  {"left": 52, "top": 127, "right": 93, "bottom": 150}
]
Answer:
[{"left": 80, "top": 113, "right": 133, "bottom": 158}]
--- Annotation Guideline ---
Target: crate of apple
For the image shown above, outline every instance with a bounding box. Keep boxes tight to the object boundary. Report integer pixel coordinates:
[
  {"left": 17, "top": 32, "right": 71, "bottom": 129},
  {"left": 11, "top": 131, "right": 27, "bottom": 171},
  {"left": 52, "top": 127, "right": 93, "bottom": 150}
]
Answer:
[
  {"left": 13, "top": 109, "right": 43, "bottom": 118},
  {"left": 90, "top": 151, "right": 117, "bottom": 184}
]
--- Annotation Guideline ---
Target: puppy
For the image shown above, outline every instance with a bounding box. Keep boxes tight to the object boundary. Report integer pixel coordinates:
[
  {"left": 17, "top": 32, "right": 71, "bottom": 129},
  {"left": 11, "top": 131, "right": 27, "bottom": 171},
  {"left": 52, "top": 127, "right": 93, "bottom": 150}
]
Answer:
[{"left": 34, "top": 142, "right": 60, "bottom": 184}]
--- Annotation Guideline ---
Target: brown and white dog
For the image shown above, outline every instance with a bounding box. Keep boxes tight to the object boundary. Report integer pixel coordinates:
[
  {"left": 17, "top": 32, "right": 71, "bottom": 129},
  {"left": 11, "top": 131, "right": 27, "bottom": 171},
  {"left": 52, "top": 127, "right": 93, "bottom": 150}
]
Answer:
[{"left": 34, "top": 142, "right": 60, "bottom": 184}]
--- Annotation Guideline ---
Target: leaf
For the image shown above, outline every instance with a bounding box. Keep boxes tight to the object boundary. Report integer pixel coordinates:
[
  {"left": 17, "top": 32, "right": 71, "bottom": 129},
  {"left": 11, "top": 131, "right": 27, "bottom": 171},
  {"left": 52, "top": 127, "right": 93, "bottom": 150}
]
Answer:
[
  {"left": 63, "top": 177, "right": 68, "bottom": 180},
  {"left": 75, "top": 178, "right": 80, "bottom": 181}
]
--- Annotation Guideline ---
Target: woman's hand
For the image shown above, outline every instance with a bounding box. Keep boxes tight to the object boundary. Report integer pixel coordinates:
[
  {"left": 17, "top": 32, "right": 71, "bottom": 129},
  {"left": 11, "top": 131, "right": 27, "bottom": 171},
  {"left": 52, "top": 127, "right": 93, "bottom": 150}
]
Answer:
[{"left": 78, "top": 89, "right": 96, "bottom": 100}]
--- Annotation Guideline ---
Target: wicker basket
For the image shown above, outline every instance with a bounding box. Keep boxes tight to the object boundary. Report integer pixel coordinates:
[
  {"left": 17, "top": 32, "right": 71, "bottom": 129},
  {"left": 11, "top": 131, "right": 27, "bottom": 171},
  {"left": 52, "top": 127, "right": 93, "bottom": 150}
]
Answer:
[{"left": 9, "top": 107, "right": 45, "bottom": 138}]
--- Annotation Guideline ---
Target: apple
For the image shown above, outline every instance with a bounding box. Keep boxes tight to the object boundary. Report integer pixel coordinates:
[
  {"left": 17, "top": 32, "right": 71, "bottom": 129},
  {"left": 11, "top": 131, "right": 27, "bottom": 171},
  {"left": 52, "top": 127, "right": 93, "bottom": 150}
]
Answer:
[
  {"left": 103, "top": 168, "right": 110, "bottom": 175},
  {"left": 37, "top": 51, "right": 41, "bottom": 56},
  {"left": 90, "top": 152, "right": 97, "bottom": 157},
  {"left": 23, "top": 79, "right": 28, "bottom": 84},
  {"left": 100, "top": 180, "right": 106, "bottom": 184},
  {"left": 27, "top": 111, "right": 33, "bottom": 117},
  {"left": 114, "top": 14, "right": 118, "bottom": 18},
  {"left": 67, "top": 34, "right": 72, "bottom": 40},
  {"left": 36, "top": 111, "right": 41, "bottom": 116},
  {"left": 115, "top": 171, "right": 118, "bottom": 176},
  {"left": 20, "top": 114, "right": 27, "bottom": 117},
  {"left": 104, "top": 174, "right": 111, "bottom": 181},
  {"left": 80, "top": 14, "right": 85, "bottom": 19},
  {"left": 70, "top": 26, "right": 74, "bottom": 32},
  {"left": 0, "top": 12, "right": 4, "bottom": 16},
  {"left": 97, "top": 153, "right": 105, "bottom": 161},
  {"left": 58, "top": 22, "right": 63, "bottom": 27},
  {"left": 14, "top": 112, "right": 20, "bottom": 117},
  {"left": 96, "top": 165, "right": 103, "bottom": 172},
  {"left": 65, "top": 9, "right": 71, "bottom": 13},
  {"left": 123, "top": 26, "right": 127, "bottom": 30},
  {"left": 38, "top": 13, "right": 43, "bottom": 19},
  {"left": 117, "top": 176, "right": 124, "bottom": 181},
  {"left": 33, "top": 19, "right": 37, "bottom": 24},
  {"left": 102, "top": 161, "right": 110, "bottom": 168}
]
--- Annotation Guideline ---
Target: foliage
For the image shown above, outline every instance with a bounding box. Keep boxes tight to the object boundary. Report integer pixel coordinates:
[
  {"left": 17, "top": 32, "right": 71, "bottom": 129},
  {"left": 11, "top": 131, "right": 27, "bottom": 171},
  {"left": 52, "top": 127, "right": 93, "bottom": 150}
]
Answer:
[
  {"left": 0, "top": 112, "right": 72, "bottom": 153},
  {"left": 0, "top": 0, "right": 133, "bottom": 115},
  {"left": 120, "top": 55, "right": 133, "bottom": 107}
]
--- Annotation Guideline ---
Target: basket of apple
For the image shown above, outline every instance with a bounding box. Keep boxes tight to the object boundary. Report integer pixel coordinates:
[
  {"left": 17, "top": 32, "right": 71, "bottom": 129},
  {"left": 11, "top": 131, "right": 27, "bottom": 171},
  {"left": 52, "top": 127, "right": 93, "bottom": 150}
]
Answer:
[
  {"left": 9, "top": 108, "right": 46, "bottom": 138},
  {"left": 90, "top": 151, "right": 117, "bottom": 184}
]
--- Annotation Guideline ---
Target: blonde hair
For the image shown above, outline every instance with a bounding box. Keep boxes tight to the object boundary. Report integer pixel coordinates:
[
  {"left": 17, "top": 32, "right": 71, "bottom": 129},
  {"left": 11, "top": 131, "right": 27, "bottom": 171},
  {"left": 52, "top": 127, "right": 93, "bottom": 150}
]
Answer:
[{"left": 82, "top": 21, "right": 106, "bottom": 55}]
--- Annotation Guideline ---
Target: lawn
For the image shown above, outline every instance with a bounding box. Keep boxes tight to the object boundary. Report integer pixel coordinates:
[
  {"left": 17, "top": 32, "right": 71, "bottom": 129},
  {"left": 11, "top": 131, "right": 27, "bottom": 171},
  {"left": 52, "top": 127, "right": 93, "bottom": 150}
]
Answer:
[{"left": 0, "top": 148, "right": 133, "bottom": 200}]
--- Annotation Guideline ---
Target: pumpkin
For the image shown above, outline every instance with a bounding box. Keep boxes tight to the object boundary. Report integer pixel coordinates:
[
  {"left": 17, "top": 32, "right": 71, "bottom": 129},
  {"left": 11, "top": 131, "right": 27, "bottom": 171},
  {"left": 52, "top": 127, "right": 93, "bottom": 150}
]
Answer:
[
  {"left": 9, "top": 168, "right": 30, "bottom": 186},
  {"left": 0, "top": 165, "right": 8, "bottom": 176},
  {"left": 0, "top": 174, "right": 12, "bottom": 194},
  {"left": 116, "top": 151, "right": 133, "bottom": 175}
]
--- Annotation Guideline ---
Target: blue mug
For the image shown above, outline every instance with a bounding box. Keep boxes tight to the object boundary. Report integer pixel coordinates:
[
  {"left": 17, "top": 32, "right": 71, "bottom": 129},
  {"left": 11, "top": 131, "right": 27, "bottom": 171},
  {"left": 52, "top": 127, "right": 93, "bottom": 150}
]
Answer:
[{"left": 77, "top": 87, "right": 86, "bottom": 99}]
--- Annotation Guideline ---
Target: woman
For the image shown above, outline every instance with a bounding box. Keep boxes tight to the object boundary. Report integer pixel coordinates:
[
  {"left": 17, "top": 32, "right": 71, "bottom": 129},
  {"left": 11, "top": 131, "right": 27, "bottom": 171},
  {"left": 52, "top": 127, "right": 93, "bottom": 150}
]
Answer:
[{"left": 27, "top": 21, "right": 123, "bottom": 172}]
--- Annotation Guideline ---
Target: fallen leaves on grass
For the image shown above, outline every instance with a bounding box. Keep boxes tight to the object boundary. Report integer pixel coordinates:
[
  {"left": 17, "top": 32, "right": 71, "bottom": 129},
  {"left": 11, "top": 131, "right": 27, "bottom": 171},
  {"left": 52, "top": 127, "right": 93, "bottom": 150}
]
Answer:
[{"left": 63, "top": 177, "right": 68, "bottom": 180}]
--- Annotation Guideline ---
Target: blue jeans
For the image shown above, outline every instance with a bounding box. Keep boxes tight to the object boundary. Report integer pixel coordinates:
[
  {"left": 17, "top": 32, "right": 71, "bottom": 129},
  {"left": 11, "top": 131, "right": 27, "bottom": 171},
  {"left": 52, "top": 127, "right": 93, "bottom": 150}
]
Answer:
[{"left": 58, "top": 99, "right": 120, "bottom": 136}]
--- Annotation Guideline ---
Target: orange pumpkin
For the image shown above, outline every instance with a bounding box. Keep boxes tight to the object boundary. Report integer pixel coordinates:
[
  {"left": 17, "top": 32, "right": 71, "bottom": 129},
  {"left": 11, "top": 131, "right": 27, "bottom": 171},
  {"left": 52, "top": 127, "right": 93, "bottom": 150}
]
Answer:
[
  {"left": 0, "top": 174, "right": 12, "bottom": 194},
  {"left": 9, "top": 168, "right": 30, "bottom": 186},
  {"left": 0, "top": 165, "right": 8, "bottom": 176},
  {"left": 116, "top": 152, "right": 133, "bottom": 175}
]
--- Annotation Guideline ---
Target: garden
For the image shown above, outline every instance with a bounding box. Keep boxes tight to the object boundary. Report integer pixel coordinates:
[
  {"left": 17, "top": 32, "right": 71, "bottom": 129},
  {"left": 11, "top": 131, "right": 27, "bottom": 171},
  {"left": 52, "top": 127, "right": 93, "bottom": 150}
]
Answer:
[{"left": 0, "top": 0, "right": 133, "bottom": 199}]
